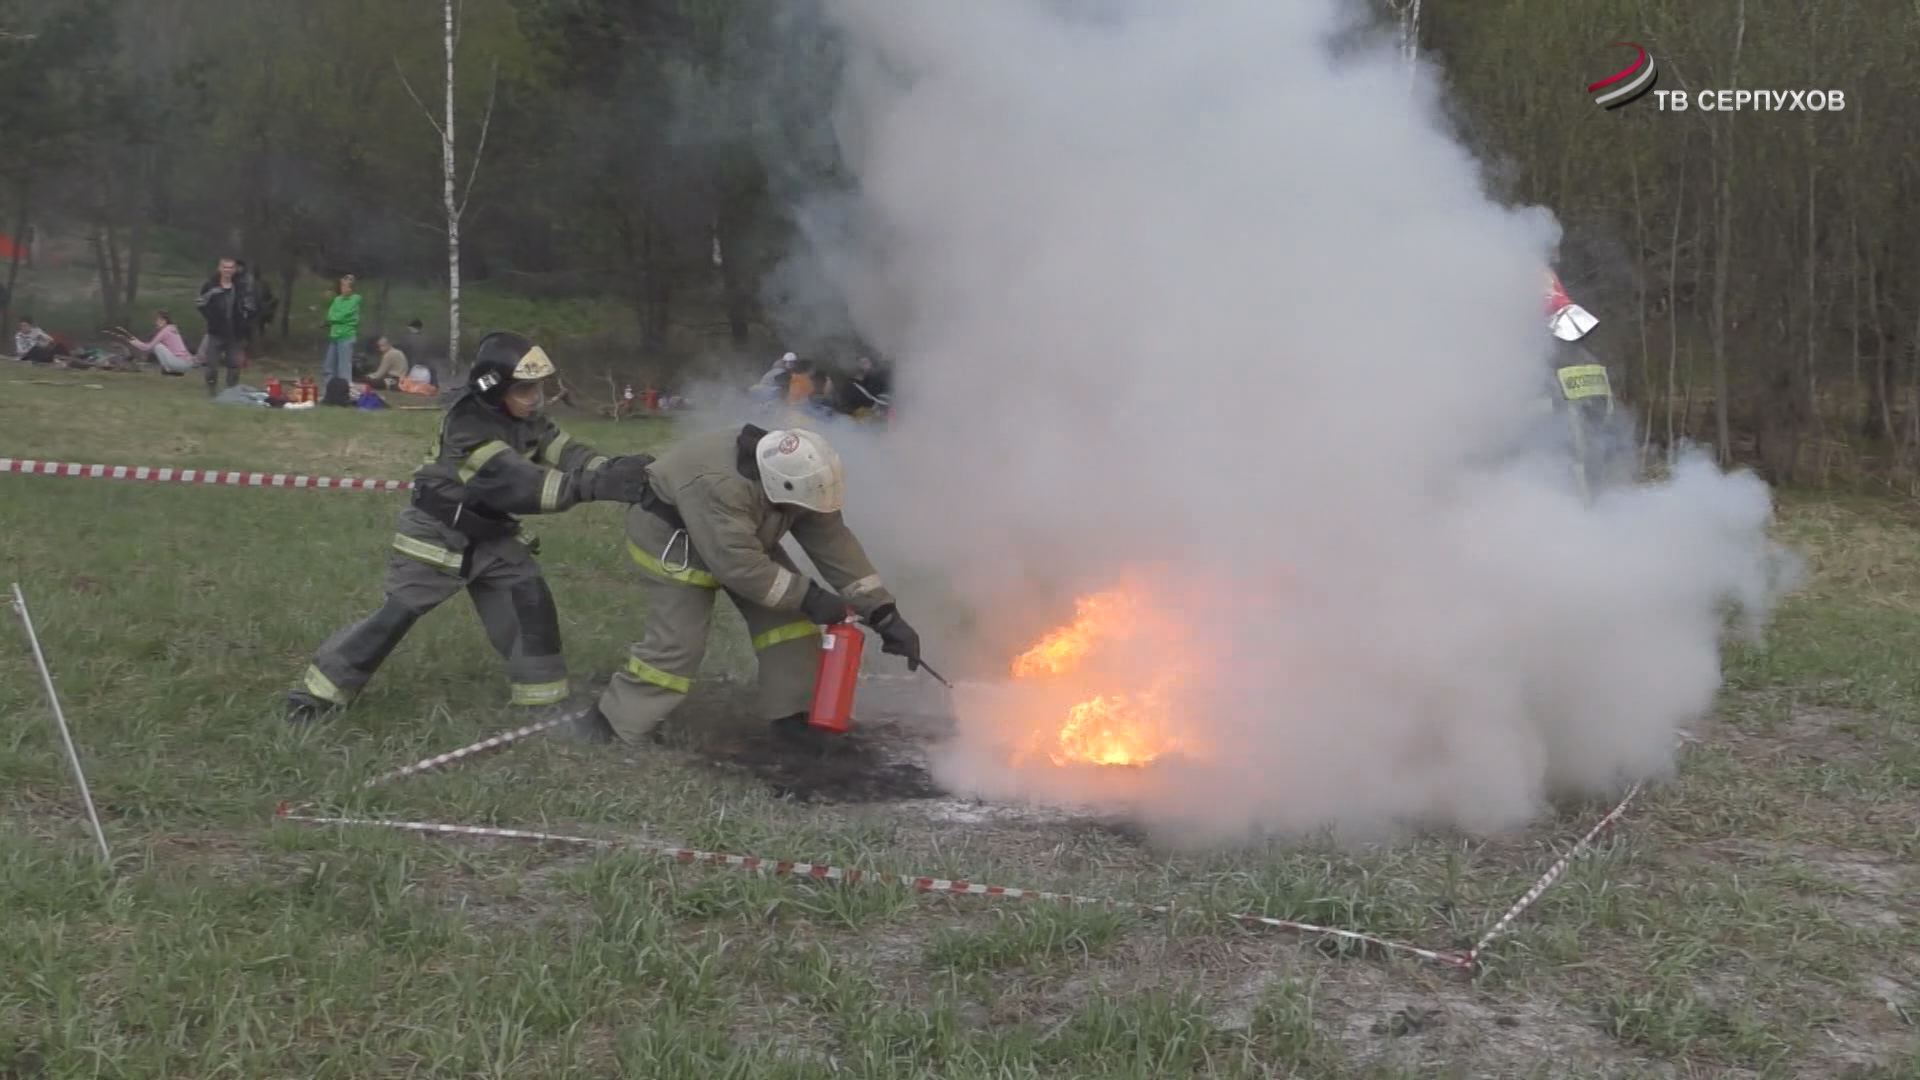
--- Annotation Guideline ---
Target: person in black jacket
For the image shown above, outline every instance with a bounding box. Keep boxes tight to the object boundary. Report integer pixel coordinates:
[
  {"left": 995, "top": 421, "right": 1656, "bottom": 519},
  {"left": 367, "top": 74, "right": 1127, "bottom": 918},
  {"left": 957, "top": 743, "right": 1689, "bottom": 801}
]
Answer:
[
  {"left": 286, "top": 331, "right": 656, "bottom": 724},
  {"left": 832, "top": 355, "right": 893, "bottom": 416},
  {"left": 194, "top": 256, "right": 255, "bottom": 396}
]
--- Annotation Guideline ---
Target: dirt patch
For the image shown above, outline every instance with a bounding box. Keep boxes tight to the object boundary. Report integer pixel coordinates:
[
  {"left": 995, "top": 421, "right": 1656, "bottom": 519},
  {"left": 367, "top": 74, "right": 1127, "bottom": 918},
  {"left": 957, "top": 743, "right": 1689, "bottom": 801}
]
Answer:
[
  {"left": 1308, "top": 965, "right": 1669, "bottom": 1078},
  {"left": 1714, "top": 699, "right": 1887, "bottom": 765},
  {"left": 698, "top": 724, "right": 947, "bottom": 804},
  {"left": 655, "top": 674, "right": 966, "bottom": 805}
]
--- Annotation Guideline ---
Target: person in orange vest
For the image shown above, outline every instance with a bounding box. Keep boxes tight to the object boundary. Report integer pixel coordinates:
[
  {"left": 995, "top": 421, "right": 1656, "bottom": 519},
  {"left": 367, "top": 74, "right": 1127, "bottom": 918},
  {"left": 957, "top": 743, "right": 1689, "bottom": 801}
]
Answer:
[{"left": 784, "top": 359, "right": 818, "bottom": 405}]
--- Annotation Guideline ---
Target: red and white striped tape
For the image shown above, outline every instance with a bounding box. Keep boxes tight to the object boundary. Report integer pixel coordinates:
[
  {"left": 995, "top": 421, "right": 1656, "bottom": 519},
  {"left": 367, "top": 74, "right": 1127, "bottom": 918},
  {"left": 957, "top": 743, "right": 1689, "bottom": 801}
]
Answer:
[
  {"left": 0, "top": 458, "right": 411, "bottom": 492},
  {"left": 360, "top": 713, "right": 575, "bottom": 789},
  {"left": 273, "top": 804, "right": 1473, "bottom": 969},
  {"left": 300, "top": 713, "right": 1654, "bottom": 974},
  {"left": 1467, "top": 780, "right": 1643, "bottom": 963}
]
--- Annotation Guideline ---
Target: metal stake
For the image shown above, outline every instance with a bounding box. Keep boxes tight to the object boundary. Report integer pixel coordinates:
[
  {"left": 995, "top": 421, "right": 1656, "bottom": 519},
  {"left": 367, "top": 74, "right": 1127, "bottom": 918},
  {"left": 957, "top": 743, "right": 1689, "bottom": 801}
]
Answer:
[{"left": 10, "top": 584, "right": 112, "bottom": 866}]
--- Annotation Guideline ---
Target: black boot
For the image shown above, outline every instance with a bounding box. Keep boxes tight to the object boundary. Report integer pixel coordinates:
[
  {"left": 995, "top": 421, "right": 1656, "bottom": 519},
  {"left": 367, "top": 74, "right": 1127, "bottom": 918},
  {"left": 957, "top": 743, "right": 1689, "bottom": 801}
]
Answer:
[
  {"left": 285, "top": 690, "right": 339, "bottom": 725},
  {"left": 552, "top": 703, "right": 616, "bottom": 745}
]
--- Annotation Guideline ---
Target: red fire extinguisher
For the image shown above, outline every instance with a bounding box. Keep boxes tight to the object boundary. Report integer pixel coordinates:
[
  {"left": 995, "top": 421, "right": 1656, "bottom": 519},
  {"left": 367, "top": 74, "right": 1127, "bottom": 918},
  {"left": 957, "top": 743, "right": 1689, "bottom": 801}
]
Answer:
[{"left": 807, "top": 620, "right": 865, "bottom": 734}]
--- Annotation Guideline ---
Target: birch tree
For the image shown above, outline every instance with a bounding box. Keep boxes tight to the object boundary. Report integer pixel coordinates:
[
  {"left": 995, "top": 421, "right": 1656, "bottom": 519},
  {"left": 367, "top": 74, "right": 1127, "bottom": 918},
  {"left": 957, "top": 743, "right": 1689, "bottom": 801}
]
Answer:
[{"left": 398, "top": 0, "right": 497, "bottom": 372}]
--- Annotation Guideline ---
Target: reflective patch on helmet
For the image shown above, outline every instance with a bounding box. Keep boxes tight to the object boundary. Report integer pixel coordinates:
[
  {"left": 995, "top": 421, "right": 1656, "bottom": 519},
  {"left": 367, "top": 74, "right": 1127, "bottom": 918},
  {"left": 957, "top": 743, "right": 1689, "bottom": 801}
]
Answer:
[
  {"left": 476, "top": 372, "right": 500, "bottom": 392},
  {"left": 513, "top": 345, "right": 556, "bottom": 381}
]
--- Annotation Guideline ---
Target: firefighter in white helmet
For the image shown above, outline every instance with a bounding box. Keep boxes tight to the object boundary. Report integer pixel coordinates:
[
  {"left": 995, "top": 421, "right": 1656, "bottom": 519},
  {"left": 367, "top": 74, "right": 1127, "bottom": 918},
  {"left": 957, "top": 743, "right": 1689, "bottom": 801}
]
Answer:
[{"left": 567, "top": 423, "right": 922, "bottom": 744}]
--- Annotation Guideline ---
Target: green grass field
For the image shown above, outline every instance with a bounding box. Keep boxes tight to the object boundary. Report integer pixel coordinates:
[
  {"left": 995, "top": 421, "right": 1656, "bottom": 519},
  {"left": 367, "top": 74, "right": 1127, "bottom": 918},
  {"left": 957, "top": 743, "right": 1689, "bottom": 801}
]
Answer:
[{"left": 2, "top": 363, "right": 1918, "bottom": 1078}]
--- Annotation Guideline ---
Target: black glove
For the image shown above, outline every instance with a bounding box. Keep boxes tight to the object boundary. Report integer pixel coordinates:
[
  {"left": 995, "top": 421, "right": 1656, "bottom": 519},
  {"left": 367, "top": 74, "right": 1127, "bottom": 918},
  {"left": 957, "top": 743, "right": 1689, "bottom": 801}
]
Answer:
[
  {"left": 869, "top": 604, "right": 922, "bottom": 669},
  {"left": 579, "top": 454, "right": 653, "bottom": 503},
  {"left": 800, "top": 581, "right": 849, "bottom": 625}
]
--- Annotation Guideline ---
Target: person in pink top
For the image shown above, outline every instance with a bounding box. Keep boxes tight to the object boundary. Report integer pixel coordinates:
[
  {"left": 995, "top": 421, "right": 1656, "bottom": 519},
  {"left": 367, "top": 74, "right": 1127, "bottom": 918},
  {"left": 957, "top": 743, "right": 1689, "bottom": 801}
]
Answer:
[{"left": 115, "top": 310, "right": 195, "bottom": 376}]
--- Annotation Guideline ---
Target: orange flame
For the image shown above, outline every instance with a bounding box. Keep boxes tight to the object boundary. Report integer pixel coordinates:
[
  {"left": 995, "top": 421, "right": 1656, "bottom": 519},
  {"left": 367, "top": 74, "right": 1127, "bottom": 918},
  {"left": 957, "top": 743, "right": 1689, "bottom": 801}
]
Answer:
[
  {"left": 1010, "top": 590, "right": 1138, "bottom": 678},
  {"left": 1009, "top": 584, "right": 1187, "bottom": 767},
  {"left": 1048, "top": 691, "right": 1177, "bottom": 767}
]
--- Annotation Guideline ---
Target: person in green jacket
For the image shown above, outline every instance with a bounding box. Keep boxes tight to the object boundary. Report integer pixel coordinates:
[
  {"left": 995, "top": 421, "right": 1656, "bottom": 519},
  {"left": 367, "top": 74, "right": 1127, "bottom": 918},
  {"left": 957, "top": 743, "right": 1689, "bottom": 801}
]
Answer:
[{"left": 321, "top": 273, "right": 362, "bottom": 391}]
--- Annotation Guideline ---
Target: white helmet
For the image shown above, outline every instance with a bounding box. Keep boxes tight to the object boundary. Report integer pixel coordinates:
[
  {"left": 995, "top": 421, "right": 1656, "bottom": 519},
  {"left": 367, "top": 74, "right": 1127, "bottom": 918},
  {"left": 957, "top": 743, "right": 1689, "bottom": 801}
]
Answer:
[{"left": 756, "top": 428, "right": 846, "bottom": 513}]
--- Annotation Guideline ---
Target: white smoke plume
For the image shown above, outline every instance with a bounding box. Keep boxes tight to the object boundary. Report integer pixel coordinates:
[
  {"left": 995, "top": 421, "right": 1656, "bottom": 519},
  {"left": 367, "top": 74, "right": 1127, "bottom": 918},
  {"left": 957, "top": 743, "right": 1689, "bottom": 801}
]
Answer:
[{"left": 771, "top": 0, "right": 1798, "bottom": 843}]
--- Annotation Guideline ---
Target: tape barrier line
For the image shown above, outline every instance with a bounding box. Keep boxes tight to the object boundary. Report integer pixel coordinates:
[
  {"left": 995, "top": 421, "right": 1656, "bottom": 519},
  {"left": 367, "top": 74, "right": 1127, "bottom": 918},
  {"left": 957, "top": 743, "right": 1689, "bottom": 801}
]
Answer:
[
  {"left": 297, "top": 704, "right": 1656, "bottom": 973},
  {"left": 272, "top": 805, "right": 1473, "bottom": 969},
  {"left": 360, "top": 712, "right": 578, "bottom": 790},
  {"left": 1467, "top": 780, "right": 1643, "bottom": 964},
  {"left": 0, "top": 458, "right": 411, "bottom": 492}
]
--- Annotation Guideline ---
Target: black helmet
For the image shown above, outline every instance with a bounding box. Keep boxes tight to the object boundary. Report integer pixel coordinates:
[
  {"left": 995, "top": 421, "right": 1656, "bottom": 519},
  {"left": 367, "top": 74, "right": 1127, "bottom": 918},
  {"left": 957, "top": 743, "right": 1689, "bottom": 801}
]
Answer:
[{"left": 467, "top": 331, "right": 557, "bottom": 405}]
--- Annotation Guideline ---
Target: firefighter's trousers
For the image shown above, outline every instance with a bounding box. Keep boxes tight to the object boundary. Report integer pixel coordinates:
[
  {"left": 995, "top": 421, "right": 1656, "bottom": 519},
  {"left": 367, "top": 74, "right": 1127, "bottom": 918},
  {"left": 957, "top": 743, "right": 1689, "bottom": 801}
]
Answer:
[
  {"left": 301, "top": 508, "right": 570, "bottom": 709},
  {"left": 597, "top": 516, "right": 821, "bottom": 744}
]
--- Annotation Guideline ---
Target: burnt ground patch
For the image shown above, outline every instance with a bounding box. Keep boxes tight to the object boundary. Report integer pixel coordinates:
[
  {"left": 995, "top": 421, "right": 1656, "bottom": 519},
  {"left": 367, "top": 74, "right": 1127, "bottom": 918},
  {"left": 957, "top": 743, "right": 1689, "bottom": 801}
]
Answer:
[
  {"left": 655, "top": 676, "right": 960, "bottom": 804},
  {"left": 697, "top": 724, "right": 946, "bottom": 803}
]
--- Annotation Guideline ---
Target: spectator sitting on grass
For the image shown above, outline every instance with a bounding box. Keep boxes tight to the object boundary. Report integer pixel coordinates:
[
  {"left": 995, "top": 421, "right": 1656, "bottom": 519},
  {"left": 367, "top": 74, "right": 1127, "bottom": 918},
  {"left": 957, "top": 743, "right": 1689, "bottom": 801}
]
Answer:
[
  {"left": 367, "top": 335, "right": 409, "bottom": 388},
  {"left": 115, "top": 310, "right": 195, "bottom": 375},
  {"left": 397, "top": 318, "right": 446, "bottom": 386},
  {"left": 14, "top": 316, "right": 54, "bottom": 363}
]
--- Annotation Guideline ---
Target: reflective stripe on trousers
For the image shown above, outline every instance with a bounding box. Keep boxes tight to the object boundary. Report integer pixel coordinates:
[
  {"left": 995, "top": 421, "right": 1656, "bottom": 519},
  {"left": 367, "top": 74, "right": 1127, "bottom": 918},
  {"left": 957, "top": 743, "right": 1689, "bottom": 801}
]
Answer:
[
  {"left": 626, "top": 656, "right": 692, "bottom": 694},
  {"left": 392, "top": 533, "right": 463, "bottom": 572},
  {"left": 304, "top": 664, "right": 351, "bottom": 705},
  {"left": 509, "top": 680, "right": 569, "bottom": 706}
]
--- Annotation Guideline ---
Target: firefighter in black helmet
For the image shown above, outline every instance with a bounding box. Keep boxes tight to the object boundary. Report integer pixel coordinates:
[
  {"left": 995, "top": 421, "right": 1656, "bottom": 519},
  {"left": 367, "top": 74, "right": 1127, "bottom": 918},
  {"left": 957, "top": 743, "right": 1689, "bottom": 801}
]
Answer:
[{"left": 285, "top": 331, "right": 654, "bottom": 724}]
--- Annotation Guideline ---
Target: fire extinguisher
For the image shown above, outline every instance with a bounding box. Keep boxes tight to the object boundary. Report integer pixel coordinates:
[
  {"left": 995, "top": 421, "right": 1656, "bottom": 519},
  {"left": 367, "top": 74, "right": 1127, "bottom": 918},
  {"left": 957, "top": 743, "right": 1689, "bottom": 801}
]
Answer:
[{"left": 807, "top": 619, "right": 865, "bottom": 734}]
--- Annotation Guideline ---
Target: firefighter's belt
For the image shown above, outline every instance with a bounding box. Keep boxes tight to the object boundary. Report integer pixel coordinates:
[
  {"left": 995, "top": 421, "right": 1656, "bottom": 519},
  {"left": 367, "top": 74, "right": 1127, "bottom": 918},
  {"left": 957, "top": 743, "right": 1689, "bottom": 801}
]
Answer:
[{"left": 637, "top": 485, "right": 686, "bottom": 531}]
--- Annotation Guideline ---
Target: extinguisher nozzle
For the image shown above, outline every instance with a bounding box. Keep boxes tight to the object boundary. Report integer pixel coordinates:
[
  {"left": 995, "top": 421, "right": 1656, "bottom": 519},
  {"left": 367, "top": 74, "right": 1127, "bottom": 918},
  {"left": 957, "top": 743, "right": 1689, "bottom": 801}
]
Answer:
[{"left": 916, "top": 660, "right": 954, "bottom": 689}]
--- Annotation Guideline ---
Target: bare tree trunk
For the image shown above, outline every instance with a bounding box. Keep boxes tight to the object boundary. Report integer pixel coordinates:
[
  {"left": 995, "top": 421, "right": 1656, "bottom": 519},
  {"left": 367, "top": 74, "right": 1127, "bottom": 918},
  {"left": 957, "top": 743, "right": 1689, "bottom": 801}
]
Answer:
[
  {"left": 1850, "top": 216, "right": 1862, "bottom": 432},
  {"left": 443, "top": 0, "right": 462, "bottom": 369},
  {"left": 1802, "top": 10, "right": 1823, "bottom": 468},
  {"left": 124, "top": 218, "right": 146, "bottom": 320},
  {"left": 278, "top": 264, "right": 296, "bottom": 341},
  {"left": 90, "top": 226, "right": 118, "bottom": 327},
  {"left": 716, "top": 207, "right": 753, "bottom": 347},
  {"left": 1629, "top": 152, "right": 1651, "bottom": 411},
  {"left": 397, "top": 1, "right": 496, "bottom": 375},
  {"left": 642, "top": 219, "right": 672, "bottom": 352},
  {"left": 1804, "top": 152, "right": 1820, "bottom": 452},
  {"left": 1708, "top": 0, "right": 1746, "bottom": 465},
  {"left": 1665, "top": 149, "right": 1687, "bottom": 456},
  {"left": 1683, "top": 188, "right": 1707, "bottom": 444},
  {"left": 1400, "top": 0, "right": 1423, "bottom": 95},
  {"left": 1866, "top": 249, "right": 1894, "bottom": 442},
  {"left": 1908, "top": 301, "right": 1920, "bottom": 478},
  {"left": 105, "top": 220, "right": 125, "bottom": 324},
  {"left": 2, "top": 184, "right": 28, "bottom": 332}
]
